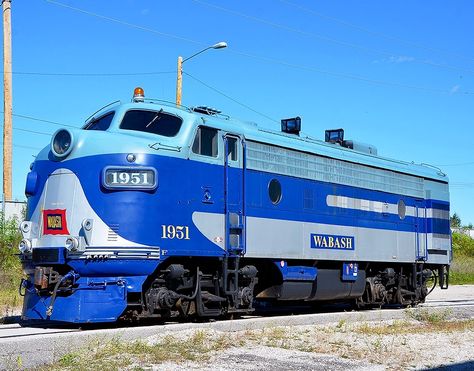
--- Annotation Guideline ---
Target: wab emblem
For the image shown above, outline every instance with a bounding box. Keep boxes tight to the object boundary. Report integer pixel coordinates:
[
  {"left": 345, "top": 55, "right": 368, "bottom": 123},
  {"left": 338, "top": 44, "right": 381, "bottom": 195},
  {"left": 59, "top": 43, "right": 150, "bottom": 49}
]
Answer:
[{"left": 42, "top": 209, "right": 70, "bottom": 235}]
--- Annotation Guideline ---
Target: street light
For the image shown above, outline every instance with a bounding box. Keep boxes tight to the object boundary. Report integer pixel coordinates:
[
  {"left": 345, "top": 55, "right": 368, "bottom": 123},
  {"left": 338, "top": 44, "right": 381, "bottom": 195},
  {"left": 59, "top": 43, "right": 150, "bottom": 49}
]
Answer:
[{"left": 176, "top": 41, "right": 227, "bottom": 106}]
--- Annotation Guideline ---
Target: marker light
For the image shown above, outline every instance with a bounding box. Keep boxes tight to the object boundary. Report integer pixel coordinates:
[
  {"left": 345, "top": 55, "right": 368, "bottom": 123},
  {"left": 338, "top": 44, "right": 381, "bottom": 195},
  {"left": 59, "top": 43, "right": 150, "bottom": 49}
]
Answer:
[
  {"left": 65, "top": 236, "right": 79, "bottom": 252},
  {"left": 51, "top": 129, "right": 74, "bottom": 159},
  {"left": 20, "top": 221, "right": 31, "bottom": 234},
  {"left": 133, "top": 87, "right": 145, "bottom": 103},
  {"left": 19, "top": 239, "right": 32, "bottom": 254}
]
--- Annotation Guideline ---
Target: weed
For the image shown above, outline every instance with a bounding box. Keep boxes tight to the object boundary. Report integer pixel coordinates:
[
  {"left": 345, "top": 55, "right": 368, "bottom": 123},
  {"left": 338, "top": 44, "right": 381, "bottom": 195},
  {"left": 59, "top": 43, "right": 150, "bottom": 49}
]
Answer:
[
  {"left": 336, "top": 319, "right": 346, "bottom": 329},
  {"left": 61, "top": 330, "right": 233, "bottom": 368},
  {"left": 266, "top": 326, "right": 286, "bottom": 340},
  {"left": 0, "top": 213, "right": 23, "bottom": 315},
  {"left": 452, "top": 232, "right": 474, "bottom": 257},
  {"left": 263, "top": 326, "right": 294, "bottom": 349},
  {"left": 405, "top": 308, "right": 452, "bottom": 324},
  {"left": 372, "top": 336, "right": 383, "bottom": 352},
  {"left": 58, "top": 353, "right": 79, "bottom": 367},
  {"left": 451, "top": 232, "right": 474, "bottom": 284},
  {"left": 356, "top": 320, "right": 410, "bottom": 335},
  {"left": 450, "top": 255, "right": 474, "bottom": 284},
  {"left": 214, "top": 334, "right": 232, "bottom": 350}
]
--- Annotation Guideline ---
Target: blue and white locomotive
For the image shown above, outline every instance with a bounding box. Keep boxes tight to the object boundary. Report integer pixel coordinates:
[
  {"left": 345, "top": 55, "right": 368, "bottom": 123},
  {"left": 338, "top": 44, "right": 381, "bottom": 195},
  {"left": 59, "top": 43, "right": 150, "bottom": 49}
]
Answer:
[{"left": 18, "top": 88, "right": 451, "bottom": 323}]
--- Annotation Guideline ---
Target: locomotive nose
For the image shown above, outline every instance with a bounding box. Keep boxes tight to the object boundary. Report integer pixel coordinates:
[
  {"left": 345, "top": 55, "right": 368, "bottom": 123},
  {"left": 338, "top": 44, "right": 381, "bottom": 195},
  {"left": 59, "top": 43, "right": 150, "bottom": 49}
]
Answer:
[{"left": 30, "top": 169, "right": 82, "bottom": 251}]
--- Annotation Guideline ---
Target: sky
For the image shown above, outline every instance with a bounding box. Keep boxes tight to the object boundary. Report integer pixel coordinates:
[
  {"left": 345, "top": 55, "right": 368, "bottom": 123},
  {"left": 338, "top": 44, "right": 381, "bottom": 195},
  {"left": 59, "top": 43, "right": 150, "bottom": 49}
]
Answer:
[{"left": 1, "top": 0, "right": 473, "bottom": 224}]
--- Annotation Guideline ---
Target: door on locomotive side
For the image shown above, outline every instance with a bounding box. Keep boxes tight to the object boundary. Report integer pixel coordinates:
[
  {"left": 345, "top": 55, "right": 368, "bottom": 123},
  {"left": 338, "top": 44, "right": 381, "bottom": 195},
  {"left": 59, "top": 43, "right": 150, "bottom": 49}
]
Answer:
[
  {"left": 223, "top": 134, "right": 246, "bottom": 256},
  {"left": 414, "top": 200, "right": 428, "bottom": 261}
]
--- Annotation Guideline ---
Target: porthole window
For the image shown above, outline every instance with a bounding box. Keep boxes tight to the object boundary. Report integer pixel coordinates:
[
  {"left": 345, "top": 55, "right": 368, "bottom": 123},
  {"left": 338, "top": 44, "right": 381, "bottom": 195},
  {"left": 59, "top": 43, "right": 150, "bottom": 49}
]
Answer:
[
  {"left": 398, "top": 199, "right": 406, "bottom": 220},
  {"left": 268, "top": 179, "right": 282, "bottom": 205}
]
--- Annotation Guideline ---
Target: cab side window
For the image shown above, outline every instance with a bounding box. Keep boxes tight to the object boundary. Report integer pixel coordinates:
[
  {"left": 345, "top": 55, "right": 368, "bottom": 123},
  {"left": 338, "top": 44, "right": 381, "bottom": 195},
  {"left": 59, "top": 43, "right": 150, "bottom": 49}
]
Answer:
[
  {"left": 84, "top": 112, "right": 114, "bottom": 131},
  {"left": 192, "top": 127, "right": 218, "bottom": 157},
  {"left": 227, "top": 137, "right": 238, "bottom": 162}
]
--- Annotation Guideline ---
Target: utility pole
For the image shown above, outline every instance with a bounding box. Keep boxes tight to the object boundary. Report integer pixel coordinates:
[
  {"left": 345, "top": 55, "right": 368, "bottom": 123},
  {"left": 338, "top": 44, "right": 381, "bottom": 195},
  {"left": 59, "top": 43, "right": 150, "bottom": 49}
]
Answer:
[
  {"left": 175, "top": 42, "right": 227, "bottom": 107},
  {"left": 175, "top": 56, "right": 182, "bottom": 107},
  {"left": 2, "top": 0, "right": 12, "bottom": 201}
]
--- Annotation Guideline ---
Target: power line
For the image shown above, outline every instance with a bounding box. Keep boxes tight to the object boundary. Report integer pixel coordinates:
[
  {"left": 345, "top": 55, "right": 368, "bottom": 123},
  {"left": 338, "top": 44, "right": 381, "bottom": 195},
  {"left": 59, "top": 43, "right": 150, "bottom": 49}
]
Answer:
[
  {"left": 44, "top": 0, "right": 473, "bottom": 95},
  {"left": 435, "top": 161, "right": 474, "bottom": 167},
  {"left": 0, "top": 143, "right": 43, "bottom": 151},
  {"left": 0, "top": 124, "right": 52, "bottom": 136},
  {"left": 183, "top": 71, "right": 279, "bottom": 124},
  {"left": 7, "top": 70, "right": 175, "bottom": 77},
  {"left": 450, "top": 180, "right": 474, "bottom": 188},
  {"left": 8, "top": 112, "right": 80, "bottom": 129},
  {"left": 279, "top": 0, "right": 474, "bottom": 64},
  {"left": 229, "top": 49, "right": 471, "bottom": 94},
  {"left": 450, "top": 185, "right": 474, "bottom": 189},
  {"left": 193, "top": 0, "right": 474, "bottom": 75},
  {"left": 14, "top": 144, "right": 43, "bottom": 151},
  {"left": 45, "top": 0, "right": 203, "bottom": 46}
]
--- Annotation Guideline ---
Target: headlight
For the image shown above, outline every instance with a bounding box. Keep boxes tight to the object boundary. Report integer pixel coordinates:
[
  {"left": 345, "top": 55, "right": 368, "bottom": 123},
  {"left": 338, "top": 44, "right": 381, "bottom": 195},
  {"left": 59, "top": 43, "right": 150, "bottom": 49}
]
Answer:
[
  {"left": 25, "top": 171, "right": 39, "bottom": 196},
  {"left": 19, "top": 239, "right": 32, "bottom": 254},
  {"left": 51, "top": 129, "right": 74, "bottom": 159}
]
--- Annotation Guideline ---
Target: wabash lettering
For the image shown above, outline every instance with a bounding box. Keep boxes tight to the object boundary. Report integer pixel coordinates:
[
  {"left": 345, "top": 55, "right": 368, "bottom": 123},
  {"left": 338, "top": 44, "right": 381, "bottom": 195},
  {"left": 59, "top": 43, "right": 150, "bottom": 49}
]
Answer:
[
  {"left": 310, "top": 233, "right": 355, "bottom": 250},
  {"left": 42, "top": 209, "right": 69, "bottom": 235}
]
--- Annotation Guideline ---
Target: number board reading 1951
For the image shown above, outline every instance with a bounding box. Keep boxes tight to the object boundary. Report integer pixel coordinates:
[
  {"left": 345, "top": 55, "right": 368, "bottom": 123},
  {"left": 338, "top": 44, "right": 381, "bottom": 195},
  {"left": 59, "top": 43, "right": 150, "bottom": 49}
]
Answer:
[
  {"left": 103, "top": 167, "right": 157, "bottom": 190},
  {"left": 161, "top": 225, "right": 190, "bottom": 240}
]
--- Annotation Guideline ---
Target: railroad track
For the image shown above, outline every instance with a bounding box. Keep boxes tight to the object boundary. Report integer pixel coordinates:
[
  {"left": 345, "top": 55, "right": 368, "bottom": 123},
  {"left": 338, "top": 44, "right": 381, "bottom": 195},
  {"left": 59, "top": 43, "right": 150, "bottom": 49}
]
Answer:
[
  {"left": 0, "top": 323, "right": 80, "bottom": 340},
  {"left": 1, "top": 298, "right": 474, "bottom": 341},
  {"left": 1, "top": 300, "right": 473, "bottom": 341}
]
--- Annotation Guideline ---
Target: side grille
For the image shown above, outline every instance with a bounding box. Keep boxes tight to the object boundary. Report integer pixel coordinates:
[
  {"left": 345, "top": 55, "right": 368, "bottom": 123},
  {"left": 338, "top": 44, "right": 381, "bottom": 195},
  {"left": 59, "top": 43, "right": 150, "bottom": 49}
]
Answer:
[
  {"left": 427, "top": 249, "right": 448, "bottom": 256},
  {"left": 107, "top": 224, "right": 119, "bottom": 242}
]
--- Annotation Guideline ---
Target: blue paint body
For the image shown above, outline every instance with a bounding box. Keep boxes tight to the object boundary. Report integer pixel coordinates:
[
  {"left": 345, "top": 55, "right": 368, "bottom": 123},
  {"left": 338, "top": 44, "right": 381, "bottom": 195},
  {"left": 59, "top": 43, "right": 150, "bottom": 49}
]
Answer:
[
  {"left": 276, "top": 261, "right": 318, "bottom": 281},
  {"left": 342, "top": 263, "right": 359, "bottom": 281},
  {"left": 26, "top": 153, "right": 449, "bottom": 248},
  {"left": 23, "top": 276, "right": 129, "bottom": 323}
]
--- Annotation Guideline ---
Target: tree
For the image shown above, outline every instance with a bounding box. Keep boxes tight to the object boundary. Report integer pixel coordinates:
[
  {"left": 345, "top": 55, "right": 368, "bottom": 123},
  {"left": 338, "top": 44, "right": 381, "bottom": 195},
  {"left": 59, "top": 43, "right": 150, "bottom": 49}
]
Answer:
[{"left": 450, "top": 213, "right": 462, "bottom": 228}]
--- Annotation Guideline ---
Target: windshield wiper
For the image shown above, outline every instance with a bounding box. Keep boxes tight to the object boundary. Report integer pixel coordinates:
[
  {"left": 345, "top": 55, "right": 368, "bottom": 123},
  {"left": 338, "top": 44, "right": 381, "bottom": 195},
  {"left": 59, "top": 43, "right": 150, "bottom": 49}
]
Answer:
[{"left": 146, "top": 108, "right": 164, "bottom": 128}]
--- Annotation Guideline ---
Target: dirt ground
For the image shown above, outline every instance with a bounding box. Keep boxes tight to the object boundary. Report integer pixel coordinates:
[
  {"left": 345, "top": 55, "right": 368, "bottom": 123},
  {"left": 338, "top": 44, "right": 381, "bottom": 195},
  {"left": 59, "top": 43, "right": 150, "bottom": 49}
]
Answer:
[{"left": 141, "top": 313, "right": 474, "bottom": 371}]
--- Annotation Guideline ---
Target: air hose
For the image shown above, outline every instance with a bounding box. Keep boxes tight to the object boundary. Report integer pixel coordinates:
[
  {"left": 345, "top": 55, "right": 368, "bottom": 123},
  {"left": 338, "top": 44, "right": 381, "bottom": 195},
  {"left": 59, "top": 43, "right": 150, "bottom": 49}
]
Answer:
[
  {"left": 46, "top": 271, "right": 78, "bottom": 318},
  {"left": 178, "top": 267, "right": 201, "bottom": 301}
]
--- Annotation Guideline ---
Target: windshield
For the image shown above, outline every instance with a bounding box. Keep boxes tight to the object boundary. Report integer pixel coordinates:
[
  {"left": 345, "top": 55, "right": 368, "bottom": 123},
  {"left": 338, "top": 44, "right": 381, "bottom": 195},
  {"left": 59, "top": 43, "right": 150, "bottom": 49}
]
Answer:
[{"left": 120, "top": 109, "right": 183, "bottom": 137}]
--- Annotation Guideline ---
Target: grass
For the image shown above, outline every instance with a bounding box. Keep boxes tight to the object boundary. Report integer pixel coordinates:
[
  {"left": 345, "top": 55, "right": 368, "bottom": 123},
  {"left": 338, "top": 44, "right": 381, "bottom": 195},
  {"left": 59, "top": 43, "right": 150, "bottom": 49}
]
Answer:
[
  {"left": 0, "top": 213, "right": 23, "bottom": 318},
  {"left": 354, "top": 315, "right": 474, "bottom": 337},
  {"left": 450, "top": 232, "right": 474, "bottom": 284},
  {"left": 404, "top": 308, "right": 452, "bottom": 324},
  {"left": 40, "top": 331, "right": 233, "bottom": 371}
]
